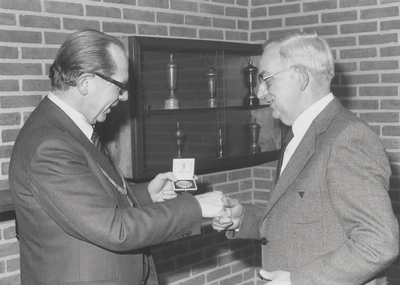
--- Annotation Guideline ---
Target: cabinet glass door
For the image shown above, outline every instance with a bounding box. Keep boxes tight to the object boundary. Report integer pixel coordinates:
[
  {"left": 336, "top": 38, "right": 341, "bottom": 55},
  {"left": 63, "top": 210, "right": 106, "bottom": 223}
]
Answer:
[{"left": 102, "top": 36, "right": 283, "bottom": 181}]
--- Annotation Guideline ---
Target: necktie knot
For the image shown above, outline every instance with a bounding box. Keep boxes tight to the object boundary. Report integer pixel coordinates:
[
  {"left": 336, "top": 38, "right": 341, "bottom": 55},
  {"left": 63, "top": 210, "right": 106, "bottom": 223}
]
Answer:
[
  {"left": 91, "top": 129, "right": 99, "bottom": 142},
  {"left": 91, "top": 129, "right": 103, "bottom": 152},
  {"left": 283, "top": 127, "right": 294, "bottom": 145}
]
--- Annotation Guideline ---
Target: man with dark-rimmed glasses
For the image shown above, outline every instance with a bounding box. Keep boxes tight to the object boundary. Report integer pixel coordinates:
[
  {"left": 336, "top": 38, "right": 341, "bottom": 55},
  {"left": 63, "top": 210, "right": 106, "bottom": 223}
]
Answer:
[
  {"left": 9, "top": 29, "right": 226, "bottom": 285},
  {"left": 93, "top": 71, "right": 128, "bottom": 96}
]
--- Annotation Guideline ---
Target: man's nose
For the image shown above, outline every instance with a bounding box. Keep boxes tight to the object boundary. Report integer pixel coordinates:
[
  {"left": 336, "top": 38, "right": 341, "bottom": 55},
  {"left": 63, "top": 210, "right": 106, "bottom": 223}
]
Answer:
[{"left": 119, "top": 91, "right": 128, "bottom": 101}]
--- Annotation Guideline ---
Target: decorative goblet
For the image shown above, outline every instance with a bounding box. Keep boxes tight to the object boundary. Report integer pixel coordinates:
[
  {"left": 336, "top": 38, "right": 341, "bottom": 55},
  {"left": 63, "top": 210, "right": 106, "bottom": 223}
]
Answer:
[
  {"left": 164, "top": 54, "right": 180, "bottom": 109},
  {"left": 243, "top": 60, "right": 260, "bottom": 106}
]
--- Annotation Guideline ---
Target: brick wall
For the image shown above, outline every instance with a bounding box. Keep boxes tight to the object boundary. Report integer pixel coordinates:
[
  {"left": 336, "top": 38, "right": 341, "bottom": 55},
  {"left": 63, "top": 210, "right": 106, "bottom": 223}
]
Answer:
[
  {"left": 0, "top": 0, "right": 399, "bottom": 284},
  {"left": 0, "top": 218, "right": 19, "bottom": 284}
]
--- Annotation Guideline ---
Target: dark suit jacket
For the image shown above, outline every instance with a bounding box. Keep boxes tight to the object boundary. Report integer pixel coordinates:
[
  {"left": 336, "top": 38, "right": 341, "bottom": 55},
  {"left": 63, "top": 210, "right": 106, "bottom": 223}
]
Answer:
[
  {"left": 9, "top": 96, "right": 203, "bottom": 285},
  {"left": 231, "top": 97, "right": 399, "bottom": 285}
]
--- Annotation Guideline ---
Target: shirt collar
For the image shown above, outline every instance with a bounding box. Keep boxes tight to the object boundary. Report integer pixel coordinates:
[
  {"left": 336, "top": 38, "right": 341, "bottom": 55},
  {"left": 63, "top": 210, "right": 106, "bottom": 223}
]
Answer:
[
  {"left": 47, "top": 92, "right": 94, "bottom": 141},
  {"left": 292, "top": 93, "right": 334, "bottom": 138}
]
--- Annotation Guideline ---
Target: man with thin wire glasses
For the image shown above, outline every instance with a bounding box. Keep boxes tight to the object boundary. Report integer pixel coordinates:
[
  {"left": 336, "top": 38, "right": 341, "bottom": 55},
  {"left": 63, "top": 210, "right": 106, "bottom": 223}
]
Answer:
[{"left": 213, "top": 32, "right": 398, "bottom": 285}]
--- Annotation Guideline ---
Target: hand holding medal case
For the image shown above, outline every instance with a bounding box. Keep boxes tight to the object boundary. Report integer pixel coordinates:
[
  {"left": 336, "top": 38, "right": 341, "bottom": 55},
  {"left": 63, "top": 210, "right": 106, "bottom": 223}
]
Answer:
[{"left": 172, "top": 158, "right": 197, "bottom": 191}]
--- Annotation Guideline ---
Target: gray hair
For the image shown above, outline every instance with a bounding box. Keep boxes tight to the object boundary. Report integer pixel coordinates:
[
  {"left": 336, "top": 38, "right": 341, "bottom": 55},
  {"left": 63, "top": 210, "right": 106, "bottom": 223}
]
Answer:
[{"left": 264, "top": 32, "right": 334, "bottom": 84}]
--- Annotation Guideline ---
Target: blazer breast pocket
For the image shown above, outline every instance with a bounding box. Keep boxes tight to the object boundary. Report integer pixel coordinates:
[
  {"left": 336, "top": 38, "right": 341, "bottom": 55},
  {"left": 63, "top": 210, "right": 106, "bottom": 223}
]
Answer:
[{"left": 287, "top": 188, "right": 324, "bottom": 224}]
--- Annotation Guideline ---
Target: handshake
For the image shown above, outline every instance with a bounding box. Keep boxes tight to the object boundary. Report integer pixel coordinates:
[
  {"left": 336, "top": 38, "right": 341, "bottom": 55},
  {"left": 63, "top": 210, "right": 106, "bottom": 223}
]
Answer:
[
  {"left": 149, "top": 172, "right": 244, "bottom": 232},
  {"left": 195, "top": 191, "right": 244, "bottom": 232}
]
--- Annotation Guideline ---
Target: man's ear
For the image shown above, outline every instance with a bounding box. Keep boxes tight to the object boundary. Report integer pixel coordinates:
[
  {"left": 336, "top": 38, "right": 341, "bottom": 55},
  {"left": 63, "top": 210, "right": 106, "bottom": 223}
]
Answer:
[
  {"left": 294, "top": 65, "right": 309, "bottom": 91},
  {"left": 76, "top": 74, "right": 92, "bottom": 96}
]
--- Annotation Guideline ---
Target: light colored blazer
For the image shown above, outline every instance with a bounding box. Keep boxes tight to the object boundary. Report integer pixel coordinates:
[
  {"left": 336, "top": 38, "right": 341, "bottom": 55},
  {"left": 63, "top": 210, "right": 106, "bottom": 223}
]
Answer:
[
  {"left": 233, "top": 97, "right": 399, "bottom": 285},
  {"left": 9, "top": 97, "right": 203, "bottom": 285}
]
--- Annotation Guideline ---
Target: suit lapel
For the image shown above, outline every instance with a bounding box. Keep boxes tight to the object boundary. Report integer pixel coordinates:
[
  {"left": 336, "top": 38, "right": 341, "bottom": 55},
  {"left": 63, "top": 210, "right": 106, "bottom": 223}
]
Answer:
[
  {"left": 263, "top": 97, "right": 343, "bottom": 218},
  {"left": 39, "top": 97, "right": 138, "bottom": 205},
  {"left": 40, "top": 98, "right": 115, "bottom": 174},
  {"left": 264, "top": 132, "right": 316, "bottom": 216}
]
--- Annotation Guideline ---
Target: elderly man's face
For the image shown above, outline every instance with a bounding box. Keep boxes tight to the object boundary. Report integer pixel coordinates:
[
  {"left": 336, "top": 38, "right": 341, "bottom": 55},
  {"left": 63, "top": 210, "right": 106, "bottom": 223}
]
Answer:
[
  {"left": 256, "top": 46, "right": 299, "bottom": 126},
  {"left": 84, "top": 45, "right": 129, "bottom": 125}
]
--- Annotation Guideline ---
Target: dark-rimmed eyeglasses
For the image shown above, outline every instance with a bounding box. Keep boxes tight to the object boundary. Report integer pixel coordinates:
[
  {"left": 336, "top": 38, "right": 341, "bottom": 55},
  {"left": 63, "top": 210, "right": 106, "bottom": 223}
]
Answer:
[
  {"left": 258, "top": 66, "right": 294, "bottom": 88},
  {"left": 93, "top": 72, "right": 128, "bottom": 96}
]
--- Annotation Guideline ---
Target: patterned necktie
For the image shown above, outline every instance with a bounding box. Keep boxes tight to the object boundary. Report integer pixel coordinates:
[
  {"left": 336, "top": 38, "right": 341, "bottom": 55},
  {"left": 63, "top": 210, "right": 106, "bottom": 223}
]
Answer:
[
  {"left": 275, "top": 127, "right": 294, "bottom": 183},
  {"left": 91, "top": 129, "right": 106, "bottom": 156}
]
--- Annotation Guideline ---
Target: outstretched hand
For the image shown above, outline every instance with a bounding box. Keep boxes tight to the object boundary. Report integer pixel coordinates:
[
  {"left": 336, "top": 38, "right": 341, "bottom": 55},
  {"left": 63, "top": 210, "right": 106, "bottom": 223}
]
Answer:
[
  {"left": 148, "top": 172, "right": 178, "bottom": 203},
  {"left": 194, "top": 191, "right": 226, "bottom": 218}
]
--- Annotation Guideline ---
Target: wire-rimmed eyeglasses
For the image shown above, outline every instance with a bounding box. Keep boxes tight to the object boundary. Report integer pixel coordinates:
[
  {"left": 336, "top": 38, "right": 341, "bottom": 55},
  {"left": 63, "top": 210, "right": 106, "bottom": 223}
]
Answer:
[
  {"left": 258, "top": 66, "right": 294, "bottom": 88},
  {"left": 93, "top": 72, "right": 128, "bottom": 95}
]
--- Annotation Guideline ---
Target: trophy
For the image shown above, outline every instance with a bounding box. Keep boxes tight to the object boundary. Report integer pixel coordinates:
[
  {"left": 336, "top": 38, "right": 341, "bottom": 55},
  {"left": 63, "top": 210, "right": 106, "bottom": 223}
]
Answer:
[
  {"left": 243, "top": 60, "right": 260, "bottom": 106},
  {"left": 249, "top": 120, "right": 261, "bottom": 153},
  {"left": 204, "top": 54, "right": 218, "bottom": 108},
  {"left": 164, "top": 54, "right": 180, "bottom": 109},
  {"left": 172, "top": 122, "right": 186, "bottom": 158}
]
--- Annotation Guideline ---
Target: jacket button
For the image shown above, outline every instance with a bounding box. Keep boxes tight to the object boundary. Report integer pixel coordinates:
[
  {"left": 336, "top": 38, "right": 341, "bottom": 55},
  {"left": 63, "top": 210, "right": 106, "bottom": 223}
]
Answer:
[{"left": 261, "top": 237, "right": 268, "bottom": 245}]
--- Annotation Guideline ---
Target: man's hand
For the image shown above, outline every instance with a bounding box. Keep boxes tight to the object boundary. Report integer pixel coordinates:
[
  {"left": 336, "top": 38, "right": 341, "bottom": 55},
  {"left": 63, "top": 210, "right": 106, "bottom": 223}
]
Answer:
[
  {"left": 194, "top": 191, "right": 225, "bottom": 218},
  {"left": 258, "top": 270, "right": 291, "bottom": 285},
  {"left": 211, "top": 196, "right": 244, "bottom": 232},
  {"left": 148, "top": 172, "right": 178, "bottom": 203}
]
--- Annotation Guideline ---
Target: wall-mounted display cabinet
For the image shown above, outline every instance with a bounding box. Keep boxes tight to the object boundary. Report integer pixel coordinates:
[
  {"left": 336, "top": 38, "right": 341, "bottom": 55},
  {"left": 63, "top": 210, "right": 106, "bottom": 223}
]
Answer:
[{"left": 102, "top": 36, "right": 284, "bottom": 181}]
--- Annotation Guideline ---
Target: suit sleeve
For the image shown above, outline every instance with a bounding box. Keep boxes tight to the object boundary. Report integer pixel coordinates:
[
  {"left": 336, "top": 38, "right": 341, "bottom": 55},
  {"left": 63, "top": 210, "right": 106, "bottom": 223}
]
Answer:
[
  {"left": 291, "top": 122, "right": 399, "bottom": 284},
  {"left": 28, "top": 138, "right": 203, "bottom": 252}
]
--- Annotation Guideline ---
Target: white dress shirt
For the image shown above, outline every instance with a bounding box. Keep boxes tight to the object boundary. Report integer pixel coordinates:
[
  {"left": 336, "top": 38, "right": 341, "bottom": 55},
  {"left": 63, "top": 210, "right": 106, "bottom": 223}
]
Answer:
[
  {"left": 47, "top": 92, "right": 94, "bottom": 141},
  {"left": 280, "top": 93, "right": 334, "bottom": 174}
]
